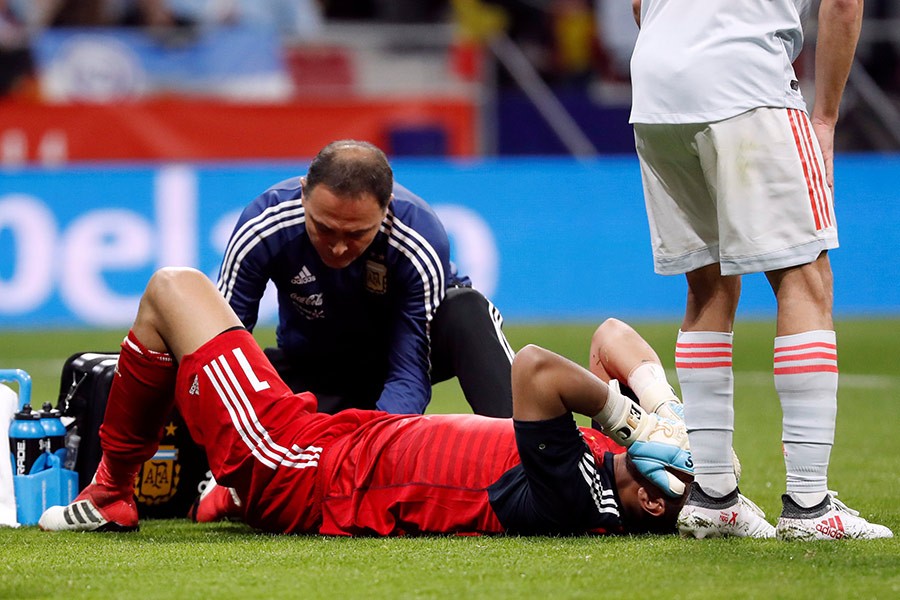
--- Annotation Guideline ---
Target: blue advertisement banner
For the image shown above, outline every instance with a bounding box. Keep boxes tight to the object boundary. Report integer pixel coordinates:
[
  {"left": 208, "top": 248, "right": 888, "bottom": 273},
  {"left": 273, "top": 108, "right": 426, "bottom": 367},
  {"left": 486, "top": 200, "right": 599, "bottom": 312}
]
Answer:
[{"left": 1, "top": 155, "right": 898, "bottom": 328}]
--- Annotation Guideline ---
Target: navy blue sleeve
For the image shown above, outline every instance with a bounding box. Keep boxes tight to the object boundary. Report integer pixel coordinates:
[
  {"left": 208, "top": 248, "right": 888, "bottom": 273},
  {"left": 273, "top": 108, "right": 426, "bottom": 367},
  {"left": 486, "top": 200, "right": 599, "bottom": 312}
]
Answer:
[
  {"left": 374, "top": 186, "right": 455, "bottom": 414},
  {"left": 217, "top": 178, "right": 304, "bottom": 332},
  {"left": 488, "top": 415, "right": 625, "bottom": 535}
]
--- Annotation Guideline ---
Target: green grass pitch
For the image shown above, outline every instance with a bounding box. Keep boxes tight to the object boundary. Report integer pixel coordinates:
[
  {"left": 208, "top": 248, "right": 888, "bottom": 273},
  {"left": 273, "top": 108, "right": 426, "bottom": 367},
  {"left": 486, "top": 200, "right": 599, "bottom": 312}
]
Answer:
[{"left": 1, "top": 320, "right": 898, "bottom": 599}]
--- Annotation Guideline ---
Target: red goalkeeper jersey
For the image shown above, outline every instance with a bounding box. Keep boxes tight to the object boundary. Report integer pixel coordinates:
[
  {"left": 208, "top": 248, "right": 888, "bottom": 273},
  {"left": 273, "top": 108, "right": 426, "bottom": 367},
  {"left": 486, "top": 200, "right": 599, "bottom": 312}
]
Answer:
[{"left": 176, "top": 329, "right": 625, "bottom": 536}]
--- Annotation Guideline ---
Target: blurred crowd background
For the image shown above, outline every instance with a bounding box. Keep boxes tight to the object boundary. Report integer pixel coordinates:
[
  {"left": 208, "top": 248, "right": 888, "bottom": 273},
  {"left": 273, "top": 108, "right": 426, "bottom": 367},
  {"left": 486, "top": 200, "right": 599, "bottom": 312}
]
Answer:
[{"left": 0, "top": 0, "right": 898, "bottom": 162}]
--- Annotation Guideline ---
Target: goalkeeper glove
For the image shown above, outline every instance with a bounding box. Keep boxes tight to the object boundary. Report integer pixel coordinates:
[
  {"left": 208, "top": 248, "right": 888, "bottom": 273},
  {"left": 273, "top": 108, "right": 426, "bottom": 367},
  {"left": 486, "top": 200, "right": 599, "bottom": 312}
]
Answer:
[
  {"left": 633, "top": 378, "right": 684, "bottom": 423},
  {"left": 594, "top": 380, "right": 693, "bottom": 497},
  {"left": 633, "top": 381, "right": 741, "bottom": 483},
  {"left": 594, "top": 379, "right": 687, "bottom": 448},
  {"left": 627, "top": 419, "right": 693, "bottom": 497}
]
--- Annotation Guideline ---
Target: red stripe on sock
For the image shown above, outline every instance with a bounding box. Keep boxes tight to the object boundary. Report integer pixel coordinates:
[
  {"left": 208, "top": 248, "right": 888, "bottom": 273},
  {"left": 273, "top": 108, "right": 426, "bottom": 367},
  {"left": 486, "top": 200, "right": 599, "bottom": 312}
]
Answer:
[
  {"left": 676, "top": 342, "right": 733, "bottom": 349},
  {"left": 775, "top": 341, "right": 837, "bottom": 353},
  {"left": 774, "top": 351, "right": 838, "bottom": 363},
  {"left": 676, "top": 361, "right": 733, "bottom": 369},
  {"left": 676, "top": 351, "right": 733, "bottom": 359},
  {"left": 773, "top": 365, "right": 839, "bottom": 375}
]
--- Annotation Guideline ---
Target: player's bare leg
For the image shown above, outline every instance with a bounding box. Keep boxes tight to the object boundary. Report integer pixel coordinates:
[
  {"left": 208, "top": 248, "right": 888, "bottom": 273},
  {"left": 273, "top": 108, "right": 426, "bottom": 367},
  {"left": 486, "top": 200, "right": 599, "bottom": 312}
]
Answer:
[
  {"left": 132, "top": 267, "right": 244, "bottom": 361},
  {"left": 675, "top": 266, "right": 774, "bottom": 538},
  {"left": 40, "top": 268, "right": 241, "bottom": 532},
  {"left": 678, "top": 265, "right": 741, "bottom": 497},
  {"left": 767, "top": 253, "right": 891, "bottom": 540},
  {"left": 678, "top": 267, "right": 740, "bottom": 499}
]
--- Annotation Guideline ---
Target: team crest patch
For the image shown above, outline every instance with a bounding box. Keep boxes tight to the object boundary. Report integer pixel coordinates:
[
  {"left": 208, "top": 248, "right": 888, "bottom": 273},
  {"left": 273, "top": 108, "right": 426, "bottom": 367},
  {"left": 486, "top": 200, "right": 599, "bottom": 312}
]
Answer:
[
  {"left": 134, "top": 445, "right": 180, "bottom": 506},
  {"left": 366, "top": 260, "right": 387, "bottom": 294}
]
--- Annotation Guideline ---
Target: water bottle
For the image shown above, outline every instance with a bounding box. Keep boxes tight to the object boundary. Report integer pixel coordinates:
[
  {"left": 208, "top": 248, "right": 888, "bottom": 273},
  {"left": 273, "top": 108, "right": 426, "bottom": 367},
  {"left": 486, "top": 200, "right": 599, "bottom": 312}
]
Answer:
[
  {"left": 38, "top": 402, "right": 66, "bottom": 453},
  {"left": 8, "top": 404, "right": 44, "bottom": 475},
  {"left": 38, "top": 402, "right": 67, "bottom": 459}
]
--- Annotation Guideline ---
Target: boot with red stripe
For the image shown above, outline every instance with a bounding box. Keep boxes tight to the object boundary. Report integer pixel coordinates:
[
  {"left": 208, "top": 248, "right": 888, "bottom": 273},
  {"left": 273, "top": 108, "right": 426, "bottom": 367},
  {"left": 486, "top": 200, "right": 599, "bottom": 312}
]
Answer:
[
  {"left": 776, "top": 492, "right": 893, "bottom": 541},
  {"left": 188, "top": 475, "right": 242, "bottom": 523}
]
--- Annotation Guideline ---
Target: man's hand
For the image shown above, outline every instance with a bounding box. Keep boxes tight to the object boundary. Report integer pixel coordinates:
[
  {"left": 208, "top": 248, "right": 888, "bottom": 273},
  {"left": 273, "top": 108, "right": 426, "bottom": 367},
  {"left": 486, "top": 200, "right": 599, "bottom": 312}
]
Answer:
[
  {"left": 600, "top": 380, "right": 686, "bottom": 448},
  {"left": 595, "top": 380, "right": 693, "bottom": 496},
  {"left": 812, "top": 117, "right": 837, "bottom": 191},
  {"left": 638, "top": 411, "right": 689, "bottom": 450},
  {"left": 627, "top": 414, "right": 693, "bottom": 497}
]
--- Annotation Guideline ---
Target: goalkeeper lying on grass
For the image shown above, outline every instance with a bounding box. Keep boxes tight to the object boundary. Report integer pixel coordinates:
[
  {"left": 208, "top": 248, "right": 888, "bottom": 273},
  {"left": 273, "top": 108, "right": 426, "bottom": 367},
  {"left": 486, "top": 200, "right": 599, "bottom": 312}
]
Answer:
[{"left": 40, "top": 267, "right": 693, "bottom": 536}]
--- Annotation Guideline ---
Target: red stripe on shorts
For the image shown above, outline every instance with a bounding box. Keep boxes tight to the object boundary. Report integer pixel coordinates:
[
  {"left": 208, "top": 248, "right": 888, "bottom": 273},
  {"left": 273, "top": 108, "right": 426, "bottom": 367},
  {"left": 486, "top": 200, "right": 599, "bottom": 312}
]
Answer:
[
  {"left": 788, "top": 109, "right": 823, "bottom": 231},
  {"left": 796, "top": 111, "right": 832, "bottom": 228}
]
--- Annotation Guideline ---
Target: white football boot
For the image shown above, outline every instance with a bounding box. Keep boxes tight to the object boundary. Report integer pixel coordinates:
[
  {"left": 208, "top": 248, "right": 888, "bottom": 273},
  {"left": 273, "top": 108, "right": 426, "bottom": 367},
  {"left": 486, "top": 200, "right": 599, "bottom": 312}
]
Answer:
[
  {"left": 677, "top": 484, "right": 775, "bottom": 539},
  {"left": 776, "top": 492, "right": 893, "bottom": 541}
]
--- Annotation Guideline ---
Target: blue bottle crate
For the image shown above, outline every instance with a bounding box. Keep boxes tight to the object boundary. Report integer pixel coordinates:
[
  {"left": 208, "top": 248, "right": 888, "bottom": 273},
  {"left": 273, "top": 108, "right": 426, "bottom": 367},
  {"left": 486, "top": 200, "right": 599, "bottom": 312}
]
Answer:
[{"left": 2, "top": 369, "right": 79, "bottom": 526}]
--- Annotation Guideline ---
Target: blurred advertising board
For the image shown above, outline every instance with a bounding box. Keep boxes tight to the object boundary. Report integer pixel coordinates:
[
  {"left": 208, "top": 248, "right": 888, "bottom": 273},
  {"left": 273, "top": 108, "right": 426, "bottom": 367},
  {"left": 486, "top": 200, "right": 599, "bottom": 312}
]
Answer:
[
  {"left": 0, "top": 98, "right": 477, "bottom": 163},
  {"left": 1, "top": 156, "right": 898, "bottom": 328}
]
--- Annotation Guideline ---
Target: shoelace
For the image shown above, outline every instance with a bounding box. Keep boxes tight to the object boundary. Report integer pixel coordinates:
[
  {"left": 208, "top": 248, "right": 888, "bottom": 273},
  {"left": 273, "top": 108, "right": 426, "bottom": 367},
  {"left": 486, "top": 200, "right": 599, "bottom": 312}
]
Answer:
[
  {"left": 827, "top": 491, "right": 860, "bottom": 516},
  {"left": 738, "top": 493, "right": 767, "bottom": 518}
]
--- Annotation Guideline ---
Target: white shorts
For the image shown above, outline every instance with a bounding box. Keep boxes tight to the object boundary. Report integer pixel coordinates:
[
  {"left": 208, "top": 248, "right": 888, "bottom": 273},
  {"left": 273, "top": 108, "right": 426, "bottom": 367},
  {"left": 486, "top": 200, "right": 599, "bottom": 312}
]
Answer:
[{"left": 634, "top": 107, "right": 838, "bottom": 276}]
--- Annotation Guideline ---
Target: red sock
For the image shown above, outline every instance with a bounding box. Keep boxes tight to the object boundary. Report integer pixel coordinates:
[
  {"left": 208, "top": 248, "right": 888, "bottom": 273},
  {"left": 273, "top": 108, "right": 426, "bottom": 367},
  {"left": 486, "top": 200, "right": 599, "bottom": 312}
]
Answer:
[{"left": 96, "top": 330, "right": 176, "bottom": 489}]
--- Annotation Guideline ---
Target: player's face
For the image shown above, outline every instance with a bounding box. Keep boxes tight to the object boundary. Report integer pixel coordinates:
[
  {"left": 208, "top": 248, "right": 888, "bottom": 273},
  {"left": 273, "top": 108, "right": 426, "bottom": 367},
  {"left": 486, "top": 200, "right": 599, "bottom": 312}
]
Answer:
[{"left": 302, "top": 183, "right": 387, "bottom": 269}]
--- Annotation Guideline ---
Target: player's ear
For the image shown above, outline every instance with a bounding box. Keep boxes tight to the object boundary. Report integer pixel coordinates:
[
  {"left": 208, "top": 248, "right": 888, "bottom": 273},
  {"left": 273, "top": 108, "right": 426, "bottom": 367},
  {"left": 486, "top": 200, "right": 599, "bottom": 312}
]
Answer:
[{"left": 637, "top": 486, "right": 666, "bottom": 517}]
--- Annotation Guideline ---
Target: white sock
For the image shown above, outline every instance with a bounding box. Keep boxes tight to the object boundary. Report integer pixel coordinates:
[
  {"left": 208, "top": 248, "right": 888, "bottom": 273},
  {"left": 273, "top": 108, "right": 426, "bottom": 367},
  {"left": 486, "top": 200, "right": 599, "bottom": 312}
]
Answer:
[
  {"left": 627, "top": 362, "right": 678, "bottom": 414},
  {"left": 775, "top": 330, "right": 837, "bottom": 508},
  {"left": 676, "top": 330, "right": 736, "bottom": 497}
]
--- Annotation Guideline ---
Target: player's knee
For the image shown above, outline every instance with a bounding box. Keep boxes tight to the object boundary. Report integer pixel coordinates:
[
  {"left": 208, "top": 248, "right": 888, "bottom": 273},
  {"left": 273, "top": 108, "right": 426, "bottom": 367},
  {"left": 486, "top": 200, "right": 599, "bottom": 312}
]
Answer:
[
  {"left": 440, "top": 286, "right": 484, "bottom": 317},
  {"left": 145, "top": 268, "right": 205, "bottom": 308},
  {"left": 433, "top": 287, "right": 494, "bottom": 344},
  {"left": 592, "top": 318, "right": 629, "bottom": 349},
  {"left": 686, "top": 267, "right": 741, "bottom": 303},
  {"left": 512, "top": 344, "right": 553, "bottom": 379}
]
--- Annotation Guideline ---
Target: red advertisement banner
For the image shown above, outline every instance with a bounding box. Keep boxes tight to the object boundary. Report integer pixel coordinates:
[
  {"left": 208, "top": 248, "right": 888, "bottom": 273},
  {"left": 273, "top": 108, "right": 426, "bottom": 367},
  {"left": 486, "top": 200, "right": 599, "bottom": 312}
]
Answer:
[{"left": 0, "top": 98, "right": 477, "bottom": 163}]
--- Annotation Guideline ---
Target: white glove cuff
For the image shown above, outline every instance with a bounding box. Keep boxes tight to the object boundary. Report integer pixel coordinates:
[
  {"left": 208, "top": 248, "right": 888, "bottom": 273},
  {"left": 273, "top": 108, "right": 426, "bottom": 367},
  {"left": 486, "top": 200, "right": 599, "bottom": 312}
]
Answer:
[
  {"left": 638, "top": 380, "right": 679, "bottom": 415},
  {"left": 593, "top": 381, "right": 651, "bottom": 447}
]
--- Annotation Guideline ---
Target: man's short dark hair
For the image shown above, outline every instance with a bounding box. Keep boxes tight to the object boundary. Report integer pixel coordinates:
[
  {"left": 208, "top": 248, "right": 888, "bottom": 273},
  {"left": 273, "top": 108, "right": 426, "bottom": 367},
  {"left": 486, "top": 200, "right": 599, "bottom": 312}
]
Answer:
[
  {"left": 305, "top": 140, "right": 393, "bottom": 209},
  {"left": 623, "top": 454, "right": 691, "bottom": 535}
]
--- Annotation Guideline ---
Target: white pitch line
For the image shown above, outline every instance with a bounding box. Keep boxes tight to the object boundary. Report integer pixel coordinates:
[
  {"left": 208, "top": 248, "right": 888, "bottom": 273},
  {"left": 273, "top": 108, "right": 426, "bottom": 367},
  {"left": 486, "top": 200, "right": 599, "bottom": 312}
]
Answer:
[{"left": 665, "top": 370, "right": 899, "bottom": 390}]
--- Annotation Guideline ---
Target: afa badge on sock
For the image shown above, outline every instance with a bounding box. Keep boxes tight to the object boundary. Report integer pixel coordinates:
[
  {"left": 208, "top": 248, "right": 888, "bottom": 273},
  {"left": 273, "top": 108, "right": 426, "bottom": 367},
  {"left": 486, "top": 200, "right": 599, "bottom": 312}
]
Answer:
[{"left": 135, "top": 443, "right": 180, "bottom": 506}]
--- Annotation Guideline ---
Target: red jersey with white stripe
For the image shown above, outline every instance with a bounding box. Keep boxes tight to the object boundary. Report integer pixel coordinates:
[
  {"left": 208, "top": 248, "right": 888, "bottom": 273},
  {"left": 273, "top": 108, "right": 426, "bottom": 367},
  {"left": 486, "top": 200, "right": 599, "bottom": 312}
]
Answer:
[{"left": 175, "top": 329, "right": 624, "bottom": 535}]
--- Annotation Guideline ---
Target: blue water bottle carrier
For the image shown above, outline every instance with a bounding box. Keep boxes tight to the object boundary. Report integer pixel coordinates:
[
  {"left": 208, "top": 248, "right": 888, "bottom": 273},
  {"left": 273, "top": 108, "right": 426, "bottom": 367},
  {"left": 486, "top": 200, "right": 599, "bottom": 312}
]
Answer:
[{"left": 3, "top": 369, "right": 78, "bottom": 526}]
